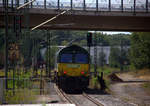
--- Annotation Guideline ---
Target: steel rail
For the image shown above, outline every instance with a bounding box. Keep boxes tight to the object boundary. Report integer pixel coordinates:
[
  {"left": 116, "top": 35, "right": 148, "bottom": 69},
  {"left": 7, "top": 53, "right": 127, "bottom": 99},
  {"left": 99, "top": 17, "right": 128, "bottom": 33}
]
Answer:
[
  {"left": 54, "top": 84, "right": 77, "bottom": 105},
  {"left": 55, "top": 84, "right": 104, "bottom": 106},
  {"left": 83, "top": 92, "right": 104, "bottom": 106}
]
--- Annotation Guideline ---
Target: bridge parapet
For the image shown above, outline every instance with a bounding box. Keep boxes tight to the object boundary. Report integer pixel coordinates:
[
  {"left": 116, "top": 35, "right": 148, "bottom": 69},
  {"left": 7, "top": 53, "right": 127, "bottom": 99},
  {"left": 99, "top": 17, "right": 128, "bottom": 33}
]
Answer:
[
  {"left": 0, "top": 0, "right": 150, "bottom": 13},
  {"left": 0, "top": 0, "right": 150, "bottom": 31}
]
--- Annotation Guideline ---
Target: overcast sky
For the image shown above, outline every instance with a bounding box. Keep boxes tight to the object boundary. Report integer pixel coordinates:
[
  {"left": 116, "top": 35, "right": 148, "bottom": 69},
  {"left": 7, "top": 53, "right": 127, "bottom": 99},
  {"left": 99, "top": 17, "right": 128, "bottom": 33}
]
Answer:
[
  {"left": 89, "top": 31, "right": 131, "bottom": 35},
  {"left": 101, "top": 31, "right": 131, "bottom": 35}
]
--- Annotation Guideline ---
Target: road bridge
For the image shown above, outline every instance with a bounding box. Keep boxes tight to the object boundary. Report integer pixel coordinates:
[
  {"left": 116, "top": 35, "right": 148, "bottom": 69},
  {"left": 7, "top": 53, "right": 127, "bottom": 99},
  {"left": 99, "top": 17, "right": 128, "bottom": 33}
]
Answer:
[{"left": 0, "top": 0, "right": 150, "bottom": 31}]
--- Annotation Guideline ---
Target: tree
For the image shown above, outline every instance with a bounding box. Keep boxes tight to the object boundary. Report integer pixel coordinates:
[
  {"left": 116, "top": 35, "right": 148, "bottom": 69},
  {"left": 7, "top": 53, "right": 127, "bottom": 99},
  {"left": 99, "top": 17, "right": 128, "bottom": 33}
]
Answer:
[
  {"left": 99, "top": 50, "right": 106, "bottom": 67},
  {"left": 45, "top": 46, "right": 59, "bottom": 69},
  {"left": 109, "top": 47, "right": 121, "bottom": 68},
  {"left": 130, "top": 32, "right": 150, "bottom": 69}
]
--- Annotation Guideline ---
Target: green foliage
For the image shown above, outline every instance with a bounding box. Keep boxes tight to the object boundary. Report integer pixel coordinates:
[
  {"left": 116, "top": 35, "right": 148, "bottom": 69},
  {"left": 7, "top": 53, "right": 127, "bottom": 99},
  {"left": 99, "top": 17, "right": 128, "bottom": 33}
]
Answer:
[
  {"left": 45, "top": 47, "right": 59, "bottom": 69},
  {"left": 97, "top": 33, "right": 131, "bottom": 46},
  {"left": 109, "top": 47, "right": 121, "bottom": 68},
  {"left": 0, "top": 28, "right": 131, "bottom": 69},
  {"left": 5, "top": 89, "right": 36, "bottom": 104},
  {"left": 89, "top": 76, "right": 100, "bottom": 89},
  {"left": 99, "top": 50, "right": 106, "bottom": 66},
  {"left": 130, "top": 32, "right": 150, "bottom": 69},
  {"left": 109, "top": 45, "right": 129, "bottom": 69}
]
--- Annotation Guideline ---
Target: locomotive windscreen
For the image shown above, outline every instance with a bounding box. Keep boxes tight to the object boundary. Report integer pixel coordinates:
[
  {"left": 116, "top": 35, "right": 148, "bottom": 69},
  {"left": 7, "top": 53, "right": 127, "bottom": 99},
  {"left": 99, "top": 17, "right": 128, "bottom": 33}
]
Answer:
[
  {"left": 75, "top": 54, "right": 88, "bottom": 63},
  {"left": 60, "top": 54, "right": 72, "bottom": 63}
]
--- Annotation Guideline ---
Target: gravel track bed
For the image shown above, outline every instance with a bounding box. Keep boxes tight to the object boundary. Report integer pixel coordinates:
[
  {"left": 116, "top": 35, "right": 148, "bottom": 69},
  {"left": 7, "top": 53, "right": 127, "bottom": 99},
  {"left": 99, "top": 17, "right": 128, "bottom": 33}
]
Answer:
[
  {"left": 36, "top": 82, "right": 67, "bottom": 104},
  {"left": 88, "top": 94, "right": 136, "bottom": 106}
]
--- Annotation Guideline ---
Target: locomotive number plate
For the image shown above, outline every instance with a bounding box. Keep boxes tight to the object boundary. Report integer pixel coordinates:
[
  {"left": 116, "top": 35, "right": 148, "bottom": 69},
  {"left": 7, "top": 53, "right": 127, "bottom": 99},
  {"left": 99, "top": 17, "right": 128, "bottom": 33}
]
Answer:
[{"left": 67, "top": 64, "right": 80, "bottom": 68}]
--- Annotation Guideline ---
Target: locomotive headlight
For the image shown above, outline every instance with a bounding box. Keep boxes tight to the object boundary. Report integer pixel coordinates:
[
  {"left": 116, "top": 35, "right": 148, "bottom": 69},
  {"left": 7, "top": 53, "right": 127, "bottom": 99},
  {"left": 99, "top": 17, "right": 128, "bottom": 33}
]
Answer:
[
  {"left": 81, "top": 71, "right": 84, "bottom": 74},
  {"left": 64, "top": 71, "right": 67, "bottom": 74}
]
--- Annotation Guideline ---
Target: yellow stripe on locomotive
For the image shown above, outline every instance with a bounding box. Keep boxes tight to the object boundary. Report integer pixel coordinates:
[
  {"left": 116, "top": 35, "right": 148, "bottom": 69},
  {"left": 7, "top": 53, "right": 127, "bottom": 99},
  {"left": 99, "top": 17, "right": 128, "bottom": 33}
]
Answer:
[{"left": 58, "top": 63, "right": 89, "bottom": 77}]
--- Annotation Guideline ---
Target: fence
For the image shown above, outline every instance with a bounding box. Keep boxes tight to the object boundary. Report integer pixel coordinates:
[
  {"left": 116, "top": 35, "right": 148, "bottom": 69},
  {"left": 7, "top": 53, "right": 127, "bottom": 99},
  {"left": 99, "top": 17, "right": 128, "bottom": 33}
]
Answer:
[{"left": 0, "top": 77, "right": 51, "bottom": 104}]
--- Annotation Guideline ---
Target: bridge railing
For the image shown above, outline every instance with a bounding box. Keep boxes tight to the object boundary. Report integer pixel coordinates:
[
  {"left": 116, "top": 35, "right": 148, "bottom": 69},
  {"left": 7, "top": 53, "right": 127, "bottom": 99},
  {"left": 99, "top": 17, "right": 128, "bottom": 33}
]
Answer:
[{"left": 0, "top": 0, "right": 150, "bottom": 13}]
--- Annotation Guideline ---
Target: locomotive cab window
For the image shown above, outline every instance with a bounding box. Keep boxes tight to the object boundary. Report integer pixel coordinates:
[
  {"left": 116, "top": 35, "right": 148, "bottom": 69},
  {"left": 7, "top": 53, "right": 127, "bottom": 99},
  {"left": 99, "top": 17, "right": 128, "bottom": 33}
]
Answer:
[
  {"left": 75, "top": 54, "right": 88, "bottom": 63},
  {"left": 60, "top": 54, "right": 73, "bottom": 63}
]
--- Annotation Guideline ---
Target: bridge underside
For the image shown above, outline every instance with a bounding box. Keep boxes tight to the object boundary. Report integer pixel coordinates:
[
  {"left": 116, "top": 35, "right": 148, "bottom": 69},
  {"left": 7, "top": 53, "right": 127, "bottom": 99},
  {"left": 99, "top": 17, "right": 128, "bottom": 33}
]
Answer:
[{"left": 1, "top": 9, "right": 150, "bottom": 31}]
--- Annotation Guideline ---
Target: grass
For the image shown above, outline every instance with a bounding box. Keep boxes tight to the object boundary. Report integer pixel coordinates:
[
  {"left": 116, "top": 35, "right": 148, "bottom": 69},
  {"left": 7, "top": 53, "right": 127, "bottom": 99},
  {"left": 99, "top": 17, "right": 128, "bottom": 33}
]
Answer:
[
  {"left": 89, "top": 65, "right": 121, "bottom": 90},
  {"left": 141, "top": 82, "right": 150, "bottom": 95},
  {"left": 142, "top": 82, "right": 150, "bottom": 90},
  {"left": 5, "top": 89, "right": 37, "bottom": 104},
  {"left": 0, "top": 69, "right": 4, "bottom": 77},
  {"left": 0, "top": 68, "right": 51, "bottom": 104}
]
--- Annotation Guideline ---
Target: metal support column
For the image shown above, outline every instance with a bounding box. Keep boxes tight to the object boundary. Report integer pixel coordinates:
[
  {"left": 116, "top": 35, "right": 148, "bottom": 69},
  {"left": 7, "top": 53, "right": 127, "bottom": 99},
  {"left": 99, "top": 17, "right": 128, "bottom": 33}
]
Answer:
[
  {"left": 4, "top": 0, "right": 8, "bottom": 90},
  {"left": 44, "top": 0, "right": 46, "bottom": 9},
  {"left": 48, "top": 32, "right": 51, "bottom": 78},
  {"left": 16, "top": 0, "right": 19, "bottom": 7},
  {"left": 120, "top": 39, "right": 123, "bottom": 71},
  {"left": 94, "top": 32, "right": 97, "bottom": 77},
  {"left": 11, "top": 0, "right": 13, "bottom": 10},
  {"left": 31, "top": 0, "right": 33, "bottom": 8},
  {"left": 146, "top": 0, "right": 148, "bottom": 13},
  {"left": 46, "top": 31, "right": 49, "bottom": 77},
  {"left": 96, "top": 0, "right": 98, "bottom": 11},
  {"left": 109, "top": 0, "right": 111, "bottom": 11},
  {"left": 134, "top": 0, "right": 136, "bottom": 13},
  {"left": 58, "top": 0, "right": 60, "bottom": 10},
  {"left": 88, "top": 45, "right": 91, "bottom": 78},
  {"left": 71, "top": 0, "right": 73, "bottom": 10},
  {"left": 121, "top": 0, "right": 123, "bottom": 12},
  {"left": 83, "top": 0, "right": 86, "bottom": 10}
]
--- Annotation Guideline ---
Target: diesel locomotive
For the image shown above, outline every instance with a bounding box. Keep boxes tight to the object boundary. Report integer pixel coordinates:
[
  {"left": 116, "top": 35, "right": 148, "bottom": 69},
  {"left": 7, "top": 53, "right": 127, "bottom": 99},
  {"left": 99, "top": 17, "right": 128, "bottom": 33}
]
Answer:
[{"left": 55, "top": 45, "right": 90, "bottom": 91}]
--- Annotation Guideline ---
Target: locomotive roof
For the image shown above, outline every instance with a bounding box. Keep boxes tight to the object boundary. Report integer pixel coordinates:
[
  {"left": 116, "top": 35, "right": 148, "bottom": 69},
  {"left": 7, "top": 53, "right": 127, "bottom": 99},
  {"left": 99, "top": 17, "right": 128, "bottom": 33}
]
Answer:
[{"left": 58, "top": 45, "right": 88, "bottom": 55}]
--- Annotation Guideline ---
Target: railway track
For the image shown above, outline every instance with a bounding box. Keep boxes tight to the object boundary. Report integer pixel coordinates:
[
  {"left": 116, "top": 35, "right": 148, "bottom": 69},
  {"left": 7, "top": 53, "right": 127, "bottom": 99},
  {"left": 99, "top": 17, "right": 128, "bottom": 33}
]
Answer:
[
  {"left": 54, "top": 84, "right": 76, "bottom": 104},
  {"left": 82, "top": 92, "right": 104, "bottom": 106},
  {"left": 54, "top": 84, "right": 104, "bottom": 106}
]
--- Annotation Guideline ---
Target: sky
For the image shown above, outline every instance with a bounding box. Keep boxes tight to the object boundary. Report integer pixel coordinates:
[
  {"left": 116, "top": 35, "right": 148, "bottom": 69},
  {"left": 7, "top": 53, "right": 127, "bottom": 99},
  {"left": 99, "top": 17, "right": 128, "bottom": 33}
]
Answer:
[
  {"left": 101, "top": 31, "right": 131, "bottom": 35},
  {"left": 89, "top": 31, "right": 131, "bottom": 35}
]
